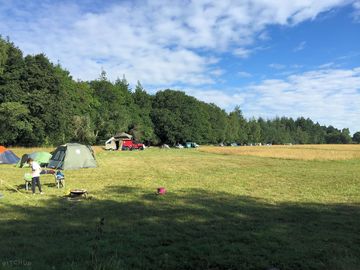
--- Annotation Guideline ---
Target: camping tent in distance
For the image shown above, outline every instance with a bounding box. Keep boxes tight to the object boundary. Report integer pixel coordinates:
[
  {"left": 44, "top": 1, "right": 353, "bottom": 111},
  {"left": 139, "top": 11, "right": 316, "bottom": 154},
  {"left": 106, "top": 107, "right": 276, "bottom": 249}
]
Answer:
[
  {"left": 105, "top": 132, "right": 133, "bottom": 150},
  {"left": 17, "top": 152, "right": 52, "bottom": 168},
  {"left": 48, "top": 143, "right": 97, "bottom": 170},
  {"left": 0, "top": 146, "right": 20, "bottom": 164}
]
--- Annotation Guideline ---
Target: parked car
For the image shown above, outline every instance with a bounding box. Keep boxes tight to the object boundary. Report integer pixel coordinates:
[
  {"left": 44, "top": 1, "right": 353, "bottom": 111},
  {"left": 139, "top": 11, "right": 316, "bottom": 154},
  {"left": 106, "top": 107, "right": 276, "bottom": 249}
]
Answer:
[
  {"left": 175, "top": 143, "right": 184, "bottom": 149},
  {"left": 192, "top": 142, "right": 199, "bottom": 148},
  {"left": 122, "top": 139, "right": 145, "bottom": 150},
  {"left": 185, "top": 142, "right": 199, "bottom": 148}
]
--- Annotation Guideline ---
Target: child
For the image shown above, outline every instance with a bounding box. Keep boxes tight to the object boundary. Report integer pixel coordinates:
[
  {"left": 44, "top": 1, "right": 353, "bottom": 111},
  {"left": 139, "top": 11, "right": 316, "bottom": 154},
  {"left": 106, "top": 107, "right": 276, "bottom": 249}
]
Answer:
[{"left": 27, "top": 158, "right": 43, "bottom": 195}]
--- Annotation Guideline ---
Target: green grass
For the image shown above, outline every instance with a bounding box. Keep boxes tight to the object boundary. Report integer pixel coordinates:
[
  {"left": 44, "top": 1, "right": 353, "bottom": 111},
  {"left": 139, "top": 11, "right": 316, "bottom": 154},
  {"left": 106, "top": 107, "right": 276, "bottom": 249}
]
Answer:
[{"left": 0, "top": 147, "right": 360, "bottom": 270}]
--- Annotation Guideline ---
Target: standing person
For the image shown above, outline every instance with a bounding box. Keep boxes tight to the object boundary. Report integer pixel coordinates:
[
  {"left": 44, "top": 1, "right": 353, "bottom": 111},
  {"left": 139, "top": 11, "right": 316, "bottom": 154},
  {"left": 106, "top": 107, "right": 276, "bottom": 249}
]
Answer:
[{"left": 27, "top": 158, "right": 43, "bottom": 195}]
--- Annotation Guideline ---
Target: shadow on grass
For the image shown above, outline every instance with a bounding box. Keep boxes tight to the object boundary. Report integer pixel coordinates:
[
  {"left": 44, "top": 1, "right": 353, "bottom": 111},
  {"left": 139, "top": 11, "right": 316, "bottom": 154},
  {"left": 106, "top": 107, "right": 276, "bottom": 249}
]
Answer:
[{"left": 0, "top": 186, "right": 359, "bottom": 270}]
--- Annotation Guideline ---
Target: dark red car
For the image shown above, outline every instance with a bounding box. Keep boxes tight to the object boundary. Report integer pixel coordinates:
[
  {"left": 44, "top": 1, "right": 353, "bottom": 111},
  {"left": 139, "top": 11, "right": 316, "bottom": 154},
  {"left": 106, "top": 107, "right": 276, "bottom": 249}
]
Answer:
[{"left": 121, "top": 139, "right": 145, "bottom": 150}]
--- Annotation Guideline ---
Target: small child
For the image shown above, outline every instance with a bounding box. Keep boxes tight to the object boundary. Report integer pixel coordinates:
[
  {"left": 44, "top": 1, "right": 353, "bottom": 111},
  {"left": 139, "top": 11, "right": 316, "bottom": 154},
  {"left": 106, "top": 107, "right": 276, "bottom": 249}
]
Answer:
[{"left": 27, "top": 158, "right": 43, "bottom": 195}]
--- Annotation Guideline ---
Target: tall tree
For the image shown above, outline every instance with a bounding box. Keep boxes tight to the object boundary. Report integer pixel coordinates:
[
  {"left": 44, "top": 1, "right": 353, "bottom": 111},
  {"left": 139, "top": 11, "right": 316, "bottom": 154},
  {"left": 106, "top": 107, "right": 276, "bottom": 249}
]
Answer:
[
  {"left": 353, "top": 131, "right": 360, "bottom": 143},
  {"left": 0, "top": 102, "right": 32, "bottom": 145},
  {"left": 226, "top": 106, "right": 247, "bottom": 143},
  {"left": 91, "top": 73, "right": 133, "bottom": 142},
  {"left": 152, "top": 90, "right": 211, "bottom": 144},
  {"left": 130, "top": 81, "right": 156, "bottom": 143},
  {"left": 247, "top": 118, "right": 261, "bottom": 144}
]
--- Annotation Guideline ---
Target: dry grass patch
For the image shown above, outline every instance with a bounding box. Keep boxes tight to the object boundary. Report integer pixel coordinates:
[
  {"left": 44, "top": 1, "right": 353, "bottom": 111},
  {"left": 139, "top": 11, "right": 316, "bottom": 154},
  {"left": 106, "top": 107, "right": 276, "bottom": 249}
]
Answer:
[{"left": 200, "top": 144, "right": 360, "bottom": 160}]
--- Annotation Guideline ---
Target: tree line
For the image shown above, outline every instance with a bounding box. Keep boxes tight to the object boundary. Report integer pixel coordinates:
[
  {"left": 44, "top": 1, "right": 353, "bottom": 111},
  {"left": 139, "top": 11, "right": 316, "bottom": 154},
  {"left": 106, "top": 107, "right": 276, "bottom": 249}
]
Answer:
[{"left": 1, "top": 37, "right": 359, "bottom": 146}]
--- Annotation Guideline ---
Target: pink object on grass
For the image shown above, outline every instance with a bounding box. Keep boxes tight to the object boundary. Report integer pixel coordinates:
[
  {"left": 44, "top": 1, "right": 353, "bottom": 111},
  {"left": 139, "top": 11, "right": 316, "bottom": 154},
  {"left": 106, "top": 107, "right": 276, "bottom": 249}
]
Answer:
[{"left": 157, "top": 187, "right": 166, "bottom": 195}]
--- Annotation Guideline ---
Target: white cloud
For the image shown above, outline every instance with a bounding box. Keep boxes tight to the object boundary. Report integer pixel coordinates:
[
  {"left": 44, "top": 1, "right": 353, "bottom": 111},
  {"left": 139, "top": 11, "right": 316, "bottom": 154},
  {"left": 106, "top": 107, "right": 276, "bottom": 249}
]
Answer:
[
  {"left": 258, "top": 31, "right": 271, "bottom": 41},
  {"left": 210, "top": 69, "right": 225, "bottom": 77},
  {"left": 352, "top": 0, "right": 360, "bottom": 21},
  {"left": 2, "top": 1, "right": 359, "bottom": 132},
  {"left": 0, "top": 0, "right": 353, "bottom": 85},
  {"left": 186, "top": 67, "right": 360, "bottom": 133},
  {"left": 318, "top": 62, "right": 336, "bottom": 68},
  {"left": 293, "top": 41, "right": 307, "bottom": 52},
  {"left": 188, "top": 89, "right": 246, "bottom": 109},
  {"left": 243, "top": 67, "right": 360, "bottom": 133},
  {"left": 233, "top": 48, "right": 253, "bottom": 58},
  {"left": 238, "top": 71, "right": 253, "bottom": 78},
  {"left": 269, "top": 63, "right": 286, "bottom": 69}
]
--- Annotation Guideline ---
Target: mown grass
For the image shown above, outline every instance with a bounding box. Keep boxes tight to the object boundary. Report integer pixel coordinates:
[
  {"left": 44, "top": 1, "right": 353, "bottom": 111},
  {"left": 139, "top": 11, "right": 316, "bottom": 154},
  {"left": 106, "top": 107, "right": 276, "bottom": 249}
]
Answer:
[
  {"left": 200, "top": 144, "right": 360, "bottom": 160},
  {"left": 0, "top": 146, "right": 359, "bottom": 270}
]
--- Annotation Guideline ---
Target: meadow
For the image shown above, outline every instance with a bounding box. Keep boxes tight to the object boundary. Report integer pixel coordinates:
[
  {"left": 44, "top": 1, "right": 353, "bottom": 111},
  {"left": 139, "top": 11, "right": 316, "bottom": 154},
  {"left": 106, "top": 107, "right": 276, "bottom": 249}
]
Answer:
[{"left": 0, "top": 145, "right": 359, "bottom": 270}]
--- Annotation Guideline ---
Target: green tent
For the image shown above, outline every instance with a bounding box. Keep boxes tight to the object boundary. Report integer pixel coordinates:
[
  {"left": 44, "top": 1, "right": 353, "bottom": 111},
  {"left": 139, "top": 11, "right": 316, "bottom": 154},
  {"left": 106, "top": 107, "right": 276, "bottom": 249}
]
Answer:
[
  {"left": 17, "top": 152, "right": 52, "bottom": 168},
  {"left": 48, "top": 143, "right": 97, "bottom": 170}
]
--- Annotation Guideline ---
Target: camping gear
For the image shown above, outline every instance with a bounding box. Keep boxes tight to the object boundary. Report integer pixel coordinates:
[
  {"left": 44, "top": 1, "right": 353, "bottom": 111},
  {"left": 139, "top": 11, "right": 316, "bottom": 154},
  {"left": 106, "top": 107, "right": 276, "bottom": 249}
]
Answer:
[
  {"left": 105, "top": 132, "right": 133, "bottom": 150},
  {"left": 157, "top": 187, "right": 166, "bottom": 195},
  {"left": 0, "top": 146, "right": 20, "bottom": 164},
  {"left": 161, "top": 144, "right": 170, "bottom": 149},
  {"left": 67, "top": 189, "right": 88, "bottom": 201},
  {"left": 105, "top": 137, "right": 118, "bottom": 150},
  {"left": 48, "top": 143, "right": 97, "bottom": 170},
  {"left": 17, "top": 152, "right": 52, "bottom": 168},
  {"left": 70, "top": 189, "right": 87, "bottom": 198},
  {"left": 24, "top": 173, "right": 32, "bottom": 190},
  {"left": 40, "top": 169, "right": 55, "bottom": 175},
  {"left": 54, "top": 171, "right": 65, "bottom": 188},
  {"left": 114, "top": 132, "right": 132, "bottom": 139}
]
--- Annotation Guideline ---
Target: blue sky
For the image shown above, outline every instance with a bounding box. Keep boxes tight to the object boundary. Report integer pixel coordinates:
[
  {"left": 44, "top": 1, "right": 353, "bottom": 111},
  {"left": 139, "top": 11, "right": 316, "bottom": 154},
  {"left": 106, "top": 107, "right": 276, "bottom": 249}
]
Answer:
[{"left": 1, "top": 0, "right": 360, "bottom": 133}]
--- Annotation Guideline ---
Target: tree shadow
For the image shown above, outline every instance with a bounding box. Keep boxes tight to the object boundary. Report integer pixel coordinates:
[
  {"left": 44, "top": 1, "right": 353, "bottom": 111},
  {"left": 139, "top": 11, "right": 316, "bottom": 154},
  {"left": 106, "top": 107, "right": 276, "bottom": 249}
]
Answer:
[{"left": 0, "top": 186, "right": 359, "bottom": 270}]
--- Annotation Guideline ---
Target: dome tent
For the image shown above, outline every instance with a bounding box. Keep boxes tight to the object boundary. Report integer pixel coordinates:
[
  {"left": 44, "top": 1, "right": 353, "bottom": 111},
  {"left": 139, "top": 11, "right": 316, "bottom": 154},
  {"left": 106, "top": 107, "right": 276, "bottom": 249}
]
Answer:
[
  {"left": 17, "top": 152, "right": 52, "bottom": 168},
  {"left": 48, "top": 143, "right": 97, "bottom": 170},
  {"left": 0, "top": 146, "right": 20, "bottom": 164}
]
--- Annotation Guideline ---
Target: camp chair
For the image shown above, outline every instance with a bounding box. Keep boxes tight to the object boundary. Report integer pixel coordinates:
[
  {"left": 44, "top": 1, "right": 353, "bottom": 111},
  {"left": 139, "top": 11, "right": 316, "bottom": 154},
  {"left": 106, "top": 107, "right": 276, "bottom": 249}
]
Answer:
[
  {"left": 54, "top": 171, "right": 65, "bottom": 188},
  {"left": 24, "top": 173, "right": 32, "bottom": 190}
]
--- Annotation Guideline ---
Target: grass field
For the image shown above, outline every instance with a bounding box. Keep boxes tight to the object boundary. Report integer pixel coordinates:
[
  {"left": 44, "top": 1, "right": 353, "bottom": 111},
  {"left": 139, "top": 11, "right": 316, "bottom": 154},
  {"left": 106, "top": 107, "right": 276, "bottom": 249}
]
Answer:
[
  {"left": 200, "top": 144, "right": 360, "bottom": 160},
  {"left": 0, "top": 145, "right": 360, "bottom": 270}
]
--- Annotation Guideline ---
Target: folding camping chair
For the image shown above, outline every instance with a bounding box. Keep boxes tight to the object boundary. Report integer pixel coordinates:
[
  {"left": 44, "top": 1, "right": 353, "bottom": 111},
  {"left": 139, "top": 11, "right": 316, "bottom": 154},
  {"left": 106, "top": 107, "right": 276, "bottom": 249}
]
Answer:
[
  {"left": 24, "top": 173, "right": 32, "bottom": 190},
  {"left": 54, "top": 171, "right": 65, "bottom": 188}
]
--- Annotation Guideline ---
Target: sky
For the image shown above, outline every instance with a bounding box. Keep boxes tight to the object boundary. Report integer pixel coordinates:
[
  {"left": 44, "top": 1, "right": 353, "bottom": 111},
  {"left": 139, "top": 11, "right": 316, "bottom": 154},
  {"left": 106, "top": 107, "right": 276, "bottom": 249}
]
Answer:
[{"left": 0, "top": 0, "right": 360, "bottom": 133}]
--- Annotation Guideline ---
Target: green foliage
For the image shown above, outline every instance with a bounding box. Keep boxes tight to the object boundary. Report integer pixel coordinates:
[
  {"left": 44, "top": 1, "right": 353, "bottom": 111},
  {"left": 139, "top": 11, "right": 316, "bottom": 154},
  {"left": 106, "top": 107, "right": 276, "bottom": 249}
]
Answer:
[
  {"left": 0, "top": 39, "right": 25, "bottom": 103},
  {"left": 202, "top": 103, "right": 227, "bottom": 143},
  {"left": 130, "top": 81, "right": 157, "bottom": 143},
  {"left": 247, "top": 118, "right": 261, "bottom": 143},
  {"left": 324, "top": 126, "right": 352, "bottom": 144},
  {"left": 353, "top": 132, "right": 360, "bottom": 143},
  {"left": 72, "top": 115, "right": 96, "bottom": 144},
  {"left": 0, "top": 102, "right": 32, "bottom": 144},
  {"left": 152, "top": 90, "right": 213, "bottom": 144},
  {"left": 0, "top": 37, "right": 354, "bottom": 146},
  {"left": 91, "top": 74, "right": 134, "bottom": 142},
  {"left": 0, "top": 37, "right": 9, "bottom": 75},
  {"left": 226, "top": 106, "right": 248, "bottom": 143}
]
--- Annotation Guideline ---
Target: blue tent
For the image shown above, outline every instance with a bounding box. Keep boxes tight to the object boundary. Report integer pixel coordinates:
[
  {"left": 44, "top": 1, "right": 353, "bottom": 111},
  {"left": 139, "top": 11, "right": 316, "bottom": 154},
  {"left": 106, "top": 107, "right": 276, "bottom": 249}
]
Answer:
[{"left": 0, "top": 146, "right": 20, "bottom": 164}]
